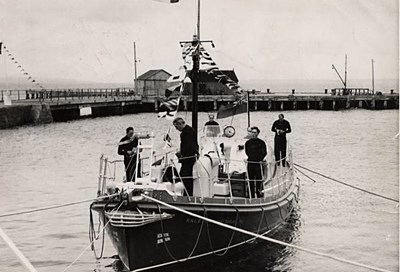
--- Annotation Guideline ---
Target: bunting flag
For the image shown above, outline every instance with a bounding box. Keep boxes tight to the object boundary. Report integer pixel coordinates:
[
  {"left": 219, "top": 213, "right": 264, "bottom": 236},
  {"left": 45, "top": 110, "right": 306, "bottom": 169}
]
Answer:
[
  {"left": 158, "top": 96, "right": 180, "bottom": 119},
  {"left": 217, "top": 97, "right": 248, "bottom": 119},
  {"left": 163, "top": 127, "right": 172, "bottom": 149},
  {"left": 1, "top": 42, "right": 45, "bottom": 90},
  {"left": 165, "top": 84, "right": 182, "bottom": 98},
  {"left": 180, "top": 42, "right": 242, "bottom": 92},
  {"left": 152, "top": 157, "right": 164, "bottom": 166}
]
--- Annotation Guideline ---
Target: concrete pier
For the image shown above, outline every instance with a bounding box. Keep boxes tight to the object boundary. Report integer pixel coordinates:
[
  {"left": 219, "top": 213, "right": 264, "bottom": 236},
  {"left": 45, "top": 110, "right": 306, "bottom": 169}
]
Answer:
[{"left": 0, "top": 88, "right": 398, "bottom": 129}]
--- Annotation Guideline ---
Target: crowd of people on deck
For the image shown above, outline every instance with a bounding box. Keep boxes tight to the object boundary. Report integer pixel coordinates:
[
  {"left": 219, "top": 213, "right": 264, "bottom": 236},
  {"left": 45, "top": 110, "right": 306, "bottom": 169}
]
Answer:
[{"left": 118, "top": 114, "right": 291, "bottom": 198}]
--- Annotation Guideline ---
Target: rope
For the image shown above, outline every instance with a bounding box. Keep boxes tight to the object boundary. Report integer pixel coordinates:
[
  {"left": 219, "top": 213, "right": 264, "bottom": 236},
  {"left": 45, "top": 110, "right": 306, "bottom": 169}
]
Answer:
[
  {"left": 294, "top": 167, "right": 317, "bottom": 183},
  {"left": 294, "top": 163, "right": 399, "bottom": 203},
  {"left": 142, "top": 194, "right": 393, "bottom": 272},
  {"left": 61, "top": 201, "right": 125, "bottom": 272},
  {"left": 0, "top": 194, "right": 120, "bottom": 218},
  {"left": 0, "top": 228, "right": 38, "bottom": 272}
]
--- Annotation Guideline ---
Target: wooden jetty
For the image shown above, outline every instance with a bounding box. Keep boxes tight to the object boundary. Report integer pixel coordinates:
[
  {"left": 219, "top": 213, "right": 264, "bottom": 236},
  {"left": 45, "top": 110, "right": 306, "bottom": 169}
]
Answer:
[{"left": 0, "top": 88, "right": 398, "bottom": 129}]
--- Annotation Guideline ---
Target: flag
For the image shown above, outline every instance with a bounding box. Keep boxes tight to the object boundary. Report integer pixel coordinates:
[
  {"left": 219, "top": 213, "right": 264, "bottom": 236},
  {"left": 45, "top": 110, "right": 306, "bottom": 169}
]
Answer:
[
  {"left": 165, "top": 84, "right": 182, "bottom": 98},
  {"left": 158, "top": 97, "right": 180, "bottom": 119},
  {"left": 217, "top": 100, "right": 248, "bottom": 119},
  {"left": 152, "top": 157, "right": 164, "bottom": 166},
  {"left": 163, "top": 127, "right": 172, "bottom": 149}
]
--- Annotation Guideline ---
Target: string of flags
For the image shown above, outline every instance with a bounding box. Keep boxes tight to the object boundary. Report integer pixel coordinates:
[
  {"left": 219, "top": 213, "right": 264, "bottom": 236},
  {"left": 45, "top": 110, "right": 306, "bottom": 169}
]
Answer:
[
  {"left": 0, "top": 42, "right": 45, "bottom": 90},
  {"left": 157, "top": 83, "right": 183, "bottom": 119},
  {"left": 180, "top": 42, "right": 243, "bottom": 94},
  {"left": 157, "top": 41, "right": 246, "bottom": 120}
]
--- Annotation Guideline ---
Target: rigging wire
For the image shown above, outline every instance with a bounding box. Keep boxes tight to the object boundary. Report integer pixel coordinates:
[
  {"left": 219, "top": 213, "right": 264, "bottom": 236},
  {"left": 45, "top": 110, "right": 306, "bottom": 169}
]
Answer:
[
  {"left": 142, "top": 194, "right": 394, "bottom": 272},
  {"left": 0, "top": 194, "right": 120, "bottom": 218},
  {"left": 294, "top": 163, "right": 399, "bottom": 203}
]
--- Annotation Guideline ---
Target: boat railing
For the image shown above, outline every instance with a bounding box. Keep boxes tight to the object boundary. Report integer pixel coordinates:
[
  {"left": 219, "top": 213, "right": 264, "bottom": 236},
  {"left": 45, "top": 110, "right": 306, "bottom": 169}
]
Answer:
[{"left": 216, "top": 149, "right": 293, "bottom": 200}]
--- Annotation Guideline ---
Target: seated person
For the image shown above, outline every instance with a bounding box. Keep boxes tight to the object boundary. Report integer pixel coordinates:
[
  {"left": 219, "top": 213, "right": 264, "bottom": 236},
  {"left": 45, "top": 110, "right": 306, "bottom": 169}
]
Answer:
[{"left": 204, "top": 114, "right": 221, "bottom": 137}]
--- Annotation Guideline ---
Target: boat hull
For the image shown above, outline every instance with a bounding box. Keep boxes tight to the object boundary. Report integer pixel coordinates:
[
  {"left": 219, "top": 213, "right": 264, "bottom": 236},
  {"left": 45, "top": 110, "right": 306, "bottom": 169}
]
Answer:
[{"left": 93, "top": 182, "right": 299, "bottom": 271}]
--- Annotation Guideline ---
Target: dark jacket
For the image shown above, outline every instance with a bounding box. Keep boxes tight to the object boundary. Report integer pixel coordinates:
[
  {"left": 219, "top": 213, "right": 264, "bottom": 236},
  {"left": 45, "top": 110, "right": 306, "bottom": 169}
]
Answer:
[
  {"left": 180, "top": 125, "right": 199, "bottom": 161},
  {"left": 118, "top": 135, "right": 139, "bottom": 165},
  {"left": 271, "top": 120, "right": 291, "bottom": 138},
  {"left": 245, "top": 138, "right": 267, "bottom": 162}
]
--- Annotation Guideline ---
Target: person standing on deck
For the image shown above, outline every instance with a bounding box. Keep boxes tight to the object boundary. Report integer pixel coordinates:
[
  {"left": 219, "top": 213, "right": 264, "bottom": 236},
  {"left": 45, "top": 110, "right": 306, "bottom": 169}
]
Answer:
[
  {"left": 245, "top": 126, "right": 267, "bottom": 198},
  {"left": 271, "top": 114, "right": 291, "bottom": 166},
  {"left": 204, "top": 114, "right": 221, "bottom": 136},
  {"left": 173, "top": 117, "right": 199, "bottom": 196},
  {"left": 118, "top": 127, "right": 140, "bottom": 182}
]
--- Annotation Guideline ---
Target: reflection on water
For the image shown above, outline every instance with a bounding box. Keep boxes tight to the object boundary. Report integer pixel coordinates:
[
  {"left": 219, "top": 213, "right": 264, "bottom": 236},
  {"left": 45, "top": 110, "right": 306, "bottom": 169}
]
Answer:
[{"left": 0, "top": 110, "right": 398, "bottom": 272}]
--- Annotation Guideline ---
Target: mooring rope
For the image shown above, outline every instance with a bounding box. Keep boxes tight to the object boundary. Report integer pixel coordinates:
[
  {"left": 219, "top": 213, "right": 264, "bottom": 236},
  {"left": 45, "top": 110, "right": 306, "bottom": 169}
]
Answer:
[
  {"left": 61, "top": 201, "right": 125, "bottom": 272},
  {"left": 294, "top": 163, "right": 399, "bottom": 203},
  {"left": 0, "top": 194, "right": 120, "bottom": 218},
  {"left": 142, "top": 194, "right": 393, "bottom": 272},
  {"left": 294, "top": 168, "right": 318, "bottom": 183},
  {"left": 0, "top": 228, "right": 38, "bottom": 272}
]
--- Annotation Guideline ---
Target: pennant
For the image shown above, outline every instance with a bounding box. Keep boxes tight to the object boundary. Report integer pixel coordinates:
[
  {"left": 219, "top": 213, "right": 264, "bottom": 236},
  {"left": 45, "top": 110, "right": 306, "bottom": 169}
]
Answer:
[
  {"left": 163, "top": 127, "right": 172, "bottom": 149},
  {"left": 165, "top": 84, "right": 182, "bottom": 98},
  {"left": 152, "top": 157, "right": 164, "bottom": 166},
  {"left": 217, "top": 100, "right": 248, "bottom": 119},
  {"left": 158, "top": 97, "right": 180, "bottom": 120}
]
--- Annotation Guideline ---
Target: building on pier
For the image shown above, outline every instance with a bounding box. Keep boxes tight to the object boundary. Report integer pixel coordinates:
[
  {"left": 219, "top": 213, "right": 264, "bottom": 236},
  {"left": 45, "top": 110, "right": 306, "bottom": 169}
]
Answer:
[{"left": 135, "top": 69, "right": 172, "bottom": 97}]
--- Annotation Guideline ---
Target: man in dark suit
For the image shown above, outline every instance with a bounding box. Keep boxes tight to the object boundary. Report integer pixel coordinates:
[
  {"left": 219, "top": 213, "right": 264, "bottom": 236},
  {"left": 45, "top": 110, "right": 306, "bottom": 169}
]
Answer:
[
  {"left": 173, "top": 117, "right": 199, "bottom": 196},
  {"left": 271, "top": 114, "right": 291, "bottom": 166}
]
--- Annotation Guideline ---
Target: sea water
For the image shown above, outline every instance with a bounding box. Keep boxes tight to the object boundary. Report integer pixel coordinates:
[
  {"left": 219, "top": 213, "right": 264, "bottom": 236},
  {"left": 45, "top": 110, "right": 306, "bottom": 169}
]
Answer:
[{"left": 0, "top": 109, "right": 398, "bottom": 272}]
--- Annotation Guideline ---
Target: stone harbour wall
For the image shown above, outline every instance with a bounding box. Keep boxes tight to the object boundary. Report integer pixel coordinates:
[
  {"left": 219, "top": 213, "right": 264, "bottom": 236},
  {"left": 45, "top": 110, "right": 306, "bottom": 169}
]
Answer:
[{"left": 0, "top": 104, "right": 53, "bottom": 129}]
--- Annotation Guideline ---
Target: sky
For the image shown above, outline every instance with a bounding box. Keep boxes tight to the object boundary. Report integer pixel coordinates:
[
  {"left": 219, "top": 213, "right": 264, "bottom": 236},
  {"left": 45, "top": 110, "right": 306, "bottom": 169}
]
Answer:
[{"left": 0, "top": 0, "right": 398, "bottom": 88}]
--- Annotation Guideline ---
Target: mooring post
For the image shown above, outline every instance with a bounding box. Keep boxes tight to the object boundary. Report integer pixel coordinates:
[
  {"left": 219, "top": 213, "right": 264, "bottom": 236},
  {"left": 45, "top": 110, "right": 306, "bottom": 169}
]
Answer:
[{"left": 319, "top": 100, "right": 324, "bottom": 110}]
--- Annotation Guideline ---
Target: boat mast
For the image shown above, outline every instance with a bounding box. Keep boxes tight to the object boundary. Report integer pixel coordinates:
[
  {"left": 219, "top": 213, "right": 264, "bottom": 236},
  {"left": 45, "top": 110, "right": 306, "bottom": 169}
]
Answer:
[{"left": 191, "top": 0, "right": 201, "bottom": 136}]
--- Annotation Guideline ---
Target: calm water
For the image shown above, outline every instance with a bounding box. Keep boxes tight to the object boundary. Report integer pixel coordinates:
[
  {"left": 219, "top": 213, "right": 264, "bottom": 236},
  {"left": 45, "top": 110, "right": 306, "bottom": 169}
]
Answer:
[{"left": 0, "top": 110, "right": 398, "bottom": 272}]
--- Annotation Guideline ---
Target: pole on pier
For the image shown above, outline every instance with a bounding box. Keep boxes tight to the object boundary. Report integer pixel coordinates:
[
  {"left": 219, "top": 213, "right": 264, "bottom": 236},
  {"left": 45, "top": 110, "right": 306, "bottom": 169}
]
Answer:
[{"left": 371, "top": 59, "right": 375, "bottom": 93}]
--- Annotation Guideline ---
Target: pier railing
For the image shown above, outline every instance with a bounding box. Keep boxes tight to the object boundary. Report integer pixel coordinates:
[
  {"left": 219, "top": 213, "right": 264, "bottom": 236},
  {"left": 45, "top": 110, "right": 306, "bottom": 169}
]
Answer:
[{"left": 0, "top": 88, "right": 138, "bottom": 102}]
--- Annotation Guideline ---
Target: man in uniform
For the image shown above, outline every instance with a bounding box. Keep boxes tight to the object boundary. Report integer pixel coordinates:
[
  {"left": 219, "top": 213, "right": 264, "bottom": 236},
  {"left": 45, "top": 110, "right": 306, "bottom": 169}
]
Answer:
[
  {"left": 245, "top": 126, "right": 267, "bottom": 198},
  {"left": 173, "top": 117, "right": 199, "bottom": 196},
  {"left": 271, "top": 114, "right": 291, "bottom": 166}
]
